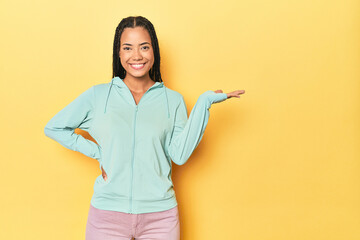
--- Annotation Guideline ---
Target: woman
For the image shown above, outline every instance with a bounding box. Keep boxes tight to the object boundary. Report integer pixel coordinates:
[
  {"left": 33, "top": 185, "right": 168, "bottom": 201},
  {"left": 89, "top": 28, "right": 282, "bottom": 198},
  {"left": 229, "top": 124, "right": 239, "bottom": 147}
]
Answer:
[{"left": 44, "top": 16, "right": 245, "bottom": 240}]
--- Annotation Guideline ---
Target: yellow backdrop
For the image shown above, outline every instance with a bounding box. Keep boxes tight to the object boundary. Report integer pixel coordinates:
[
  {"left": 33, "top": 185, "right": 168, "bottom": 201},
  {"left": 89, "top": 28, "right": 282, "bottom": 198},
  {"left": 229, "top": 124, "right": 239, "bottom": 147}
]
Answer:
[{"left": 1, "top": 0, "right": 359, "bottom": 239}]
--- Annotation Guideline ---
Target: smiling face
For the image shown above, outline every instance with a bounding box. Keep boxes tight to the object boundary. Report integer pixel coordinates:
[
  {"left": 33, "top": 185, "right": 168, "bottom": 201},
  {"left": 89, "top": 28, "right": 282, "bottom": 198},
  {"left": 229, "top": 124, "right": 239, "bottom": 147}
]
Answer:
[{"left": 119, "top": 26, "right": 155, "bottom": 81}]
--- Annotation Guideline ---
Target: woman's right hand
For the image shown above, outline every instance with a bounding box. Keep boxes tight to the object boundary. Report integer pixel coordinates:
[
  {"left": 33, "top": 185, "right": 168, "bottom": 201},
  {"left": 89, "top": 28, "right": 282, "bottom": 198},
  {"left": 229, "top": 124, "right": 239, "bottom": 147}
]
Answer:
[{"left": 101, "top": 165, "right": 108, "bottom": 181}]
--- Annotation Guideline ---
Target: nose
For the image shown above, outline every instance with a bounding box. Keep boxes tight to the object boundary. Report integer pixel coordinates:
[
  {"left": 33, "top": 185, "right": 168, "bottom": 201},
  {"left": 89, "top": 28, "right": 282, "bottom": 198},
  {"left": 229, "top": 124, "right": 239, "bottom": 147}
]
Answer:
[{"left": 132, "top": 48, "right": 143, "bottom": 60}]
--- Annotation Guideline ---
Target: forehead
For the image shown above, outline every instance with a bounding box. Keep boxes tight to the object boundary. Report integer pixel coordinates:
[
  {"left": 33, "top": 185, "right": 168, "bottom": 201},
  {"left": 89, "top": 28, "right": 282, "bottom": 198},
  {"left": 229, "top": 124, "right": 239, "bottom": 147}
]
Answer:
[{"left": 120, "top": 27, "right": 151, "bottom": 44}]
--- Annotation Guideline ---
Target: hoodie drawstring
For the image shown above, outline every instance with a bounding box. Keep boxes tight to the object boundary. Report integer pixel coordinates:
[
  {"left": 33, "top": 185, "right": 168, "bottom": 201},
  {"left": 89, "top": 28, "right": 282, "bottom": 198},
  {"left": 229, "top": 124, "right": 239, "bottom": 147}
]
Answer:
[
  {"left": 104, "top": 77, "right": 170, "bottom": 118},
  {"left": 104, "top": 78, "right": 115, "bottom": 114},
  {"left": 163, "top": 85, "right": 170, "bottom": 118}
]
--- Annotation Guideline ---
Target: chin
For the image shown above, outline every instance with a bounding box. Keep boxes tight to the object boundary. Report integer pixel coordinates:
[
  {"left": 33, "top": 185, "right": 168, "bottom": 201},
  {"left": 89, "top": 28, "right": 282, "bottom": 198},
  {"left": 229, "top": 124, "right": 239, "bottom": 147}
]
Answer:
[{"left": 128, "top": 72, "right": 150, "bottom": 78}]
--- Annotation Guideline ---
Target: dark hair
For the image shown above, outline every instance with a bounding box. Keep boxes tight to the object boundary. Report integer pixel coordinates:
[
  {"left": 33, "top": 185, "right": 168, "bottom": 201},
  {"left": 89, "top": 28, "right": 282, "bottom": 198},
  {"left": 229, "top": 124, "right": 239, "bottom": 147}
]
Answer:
[{"left": 112, "top": 16, "right": 163, "bottom": 83}]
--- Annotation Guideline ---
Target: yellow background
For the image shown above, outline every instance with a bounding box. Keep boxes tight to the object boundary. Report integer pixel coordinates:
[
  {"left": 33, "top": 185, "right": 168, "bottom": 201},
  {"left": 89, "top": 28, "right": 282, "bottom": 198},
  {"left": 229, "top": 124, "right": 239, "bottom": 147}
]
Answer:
[{"left": 1, "top": 0, "right": 359, "bottom": 239}]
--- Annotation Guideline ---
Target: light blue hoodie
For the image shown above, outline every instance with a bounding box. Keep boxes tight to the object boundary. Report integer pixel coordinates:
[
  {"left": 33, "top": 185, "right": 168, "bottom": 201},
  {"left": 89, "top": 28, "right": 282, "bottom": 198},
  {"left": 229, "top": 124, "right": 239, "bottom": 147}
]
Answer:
[{"left": 44, "top": 76, "right": 227, "bottom": 214}]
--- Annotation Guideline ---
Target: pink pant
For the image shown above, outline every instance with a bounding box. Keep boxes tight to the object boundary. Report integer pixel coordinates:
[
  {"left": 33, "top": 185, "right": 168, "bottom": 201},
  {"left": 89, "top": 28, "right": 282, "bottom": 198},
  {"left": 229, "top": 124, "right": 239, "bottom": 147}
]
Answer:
[{"left": 85, "top": 204, "right": 180, "bottom": 240}]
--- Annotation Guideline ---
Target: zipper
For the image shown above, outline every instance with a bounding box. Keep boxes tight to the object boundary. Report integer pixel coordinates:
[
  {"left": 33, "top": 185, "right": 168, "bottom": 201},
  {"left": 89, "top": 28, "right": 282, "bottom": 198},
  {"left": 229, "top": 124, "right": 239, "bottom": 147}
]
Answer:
[
  {"left": 128, "top": 83, "right": 157, "bottom": 214},
  {"left": 129, "top": 104, "right": 138, "bottom": 213}
]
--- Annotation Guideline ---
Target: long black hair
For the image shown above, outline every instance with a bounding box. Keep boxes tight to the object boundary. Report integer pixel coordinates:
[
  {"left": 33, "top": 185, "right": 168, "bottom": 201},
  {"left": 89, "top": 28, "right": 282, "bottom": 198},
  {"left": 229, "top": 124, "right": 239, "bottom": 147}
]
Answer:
[{"left": 112, "top": 16, "right": 163, "bottom": 83}]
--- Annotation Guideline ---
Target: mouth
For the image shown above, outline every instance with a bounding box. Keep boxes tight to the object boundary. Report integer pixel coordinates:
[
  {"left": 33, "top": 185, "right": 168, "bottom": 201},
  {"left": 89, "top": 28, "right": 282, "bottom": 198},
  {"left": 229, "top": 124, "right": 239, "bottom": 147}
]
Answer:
[{"left": 129, "top": 62, "right": 146, "bottom": 70}]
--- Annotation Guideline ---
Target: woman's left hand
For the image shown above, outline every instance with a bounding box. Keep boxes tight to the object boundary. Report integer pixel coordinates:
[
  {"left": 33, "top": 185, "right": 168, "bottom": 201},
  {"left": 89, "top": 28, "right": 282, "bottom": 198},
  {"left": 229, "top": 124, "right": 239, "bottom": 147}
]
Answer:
[{"left": 214, "top": 89, "right": 245, "bottom": 99}]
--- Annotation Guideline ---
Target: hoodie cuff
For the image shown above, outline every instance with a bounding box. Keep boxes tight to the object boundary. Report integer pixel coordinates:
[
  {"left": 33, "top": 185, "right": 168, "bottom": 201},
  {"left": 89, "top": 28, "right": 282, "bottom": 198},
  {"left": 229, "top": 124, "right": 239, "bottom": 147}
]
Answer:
[
  {"left": 200, "top": 91, "right": 228, "bottom": 106},
  {"left": 210, "top": 92, "right": 228, "bottom": 104}
]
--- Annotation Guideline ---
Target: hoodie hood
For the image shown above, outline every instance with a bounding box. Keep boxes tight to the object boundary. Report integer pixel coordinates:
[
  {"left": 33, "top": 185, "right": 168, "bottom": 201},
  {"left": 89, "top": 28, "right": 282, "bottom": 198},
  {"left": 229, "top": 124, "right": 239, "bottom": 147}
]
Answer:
[{"left": 104, "top": 76, "right": 170, "bottom": 118}]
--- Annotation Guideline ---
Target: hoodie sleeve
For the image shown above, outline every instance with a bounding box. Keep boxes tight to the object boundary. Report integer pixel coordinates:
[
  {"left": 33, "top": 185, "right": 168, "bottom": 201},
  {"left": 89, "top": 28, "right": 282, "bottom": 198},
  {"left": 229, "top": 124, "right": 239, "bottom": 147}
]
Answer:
[
  {"left": 168, "top": 91, "right": 227, "bottom": 165},
  {"left": 44, "top": 86, "right": 102, "bottom": 162}
]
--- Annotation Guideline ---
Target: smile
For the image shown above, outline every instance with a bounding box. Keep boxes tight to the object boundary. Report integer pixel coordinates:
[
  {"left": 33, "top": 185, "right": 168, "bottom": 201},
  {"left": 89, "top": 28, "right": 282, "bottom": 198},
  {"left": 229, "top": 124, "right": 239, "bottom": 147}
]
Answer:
[{"left": 130, "top": 63, "right": 146, "bottom": 70}]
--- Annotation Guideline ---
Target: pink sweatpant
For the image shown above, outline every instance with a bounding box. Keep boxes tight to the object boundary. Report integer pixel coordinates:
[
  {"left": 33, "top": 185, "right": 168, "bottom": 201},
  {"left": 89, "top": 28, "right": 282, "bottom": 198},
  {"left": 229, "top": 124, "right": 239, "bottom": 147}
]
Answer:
[{"left": 85, "top": 204, "right": 180, "bottom": 240}]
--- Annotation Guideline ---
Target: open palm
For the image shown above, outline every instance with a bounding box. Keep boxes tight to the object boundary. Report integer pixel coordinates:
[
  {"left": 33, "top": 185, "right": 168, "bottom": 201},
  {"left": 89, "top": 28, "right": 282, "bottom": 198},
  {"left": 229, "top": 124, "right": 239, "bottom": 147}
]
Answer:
[{"left": 214, "top": 89, "right": 245, "bottom": 99}]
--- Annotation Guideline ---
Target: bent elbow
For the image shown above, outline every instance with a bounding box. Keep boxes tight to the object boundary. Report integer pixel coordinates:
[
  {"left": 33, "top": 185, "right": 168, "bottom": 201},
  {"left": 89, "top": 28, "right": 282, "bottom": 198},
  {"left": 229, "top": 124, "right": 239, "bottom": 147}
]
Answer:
[
  {"left": 44, "top": 122, "right": 56, "bottom": 139},
  {"left": 172, "top": 159, "right": 185, "bottom": 166},
  {"left": 171, "top": 155, "right": 188, "bottom": 166},
  {"left": 44, "top": 125, "right": 51, "bottom": 137}
]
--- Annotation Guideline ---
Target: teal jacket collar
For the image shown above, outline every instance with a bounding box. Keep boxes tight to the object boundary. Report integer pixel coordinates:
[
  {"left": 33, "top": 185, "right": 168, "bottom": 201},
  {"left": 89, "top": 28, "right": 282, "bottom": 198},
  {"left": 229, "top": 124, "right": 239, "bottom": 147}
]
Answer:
[{"left": 104, "top": 76, "right": 170, "bottom": 118}]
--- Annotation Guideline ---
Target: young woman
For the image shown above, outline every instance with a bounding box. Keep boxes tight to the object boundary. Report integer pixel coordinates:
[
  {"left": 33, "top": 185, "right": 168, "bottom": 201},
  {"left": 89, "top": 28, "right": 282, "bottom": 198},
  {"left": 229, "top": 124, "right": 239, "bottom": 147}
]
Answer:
[{"left": 44, "top": 16, "right": 245, "bottom": 240}]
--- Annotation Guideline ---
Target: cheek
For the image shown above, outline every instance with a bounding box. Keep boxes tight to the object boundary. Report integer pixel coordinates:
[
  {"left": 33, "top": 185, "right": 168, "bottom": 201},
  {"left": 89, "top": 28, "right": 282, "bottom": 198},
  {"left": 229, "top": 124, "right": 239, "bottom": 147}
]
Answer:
[
  {"left": 119, "top": 53, "right": 128, "bottom": 66},
  {"left": 147, "top": 53, "right": 155, "bottom": 65},
  {"left": 119, "top": 50, "right": 128, "bottom": 59},
  {"left": 145, "top": 49, "right": 154, "bottom": 59}
]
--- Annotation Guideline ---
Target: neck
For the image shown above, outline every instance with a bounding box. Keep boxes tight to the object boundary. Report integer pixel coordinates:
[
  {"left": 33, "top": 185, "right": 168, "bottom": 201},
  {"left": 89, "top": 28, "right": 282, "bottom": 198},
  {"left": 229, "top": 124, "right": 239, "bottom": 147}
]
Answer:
[{"left": 123, "top": 75, "right": 155, "bottom": 93}]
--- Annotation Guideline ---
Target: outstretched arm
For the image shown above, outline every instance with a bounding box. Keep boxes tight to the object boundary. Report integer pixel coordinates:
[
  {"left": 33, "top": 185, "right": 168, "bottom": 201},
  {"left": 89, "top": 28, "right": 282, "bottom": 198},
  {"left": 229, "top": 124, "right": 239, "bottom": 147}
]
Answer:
[
  {"left": 167, "top": 90, "right": 228, "bottom": 165},
  {"left": 168, "top": 88, "right": 245, "bottom": 165}
]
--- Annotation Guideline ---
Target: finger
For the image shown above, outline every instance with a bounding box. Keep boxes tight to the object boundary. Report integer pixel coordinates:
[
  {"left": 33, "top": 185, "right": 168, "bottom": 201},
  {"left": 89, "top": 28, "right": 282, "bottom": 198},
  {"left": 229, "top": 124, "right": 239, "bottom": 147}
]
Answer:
[
  {"left": 233, "top": 91, "right": 244, "bottom": 96},
  {"left": 229, "top": 94, "right": 241, "bottom": 98}
]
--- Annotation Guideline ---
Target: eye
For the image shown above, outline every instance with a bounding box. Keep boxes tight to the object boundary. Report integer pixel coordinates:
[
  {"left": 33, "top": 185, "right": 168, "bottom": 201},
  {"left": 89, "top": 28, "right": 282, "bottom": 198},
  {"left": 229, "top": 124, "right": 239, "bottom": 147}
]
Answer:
[
  {"left": 142, "top": 46, "right": 150, "bottom": 50},
  {"left": 123, "top": 47, "right": 131, "bottom": 50}
]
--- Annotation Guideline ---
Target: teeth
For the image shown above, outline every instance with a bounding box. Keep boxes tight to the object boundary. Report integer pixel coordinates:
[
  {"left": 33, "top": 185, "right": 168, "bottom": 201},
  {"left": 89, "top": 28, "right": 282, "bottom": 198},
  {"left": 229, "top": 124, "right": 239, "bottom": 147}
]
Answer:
[{"left": 131, "top": 64, "right": 144, "bottom": 67}]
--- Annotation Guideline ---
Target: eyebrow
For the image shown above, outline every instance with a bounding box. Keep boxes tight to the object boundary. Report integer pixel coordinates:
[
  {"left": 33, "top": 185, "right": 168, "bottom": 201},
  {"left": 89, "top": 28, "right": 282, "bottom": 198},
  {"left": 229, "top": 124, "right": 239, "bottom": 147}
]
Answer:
[{"left": 122, "top": 42, "right": 151, "bottom": 46}]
